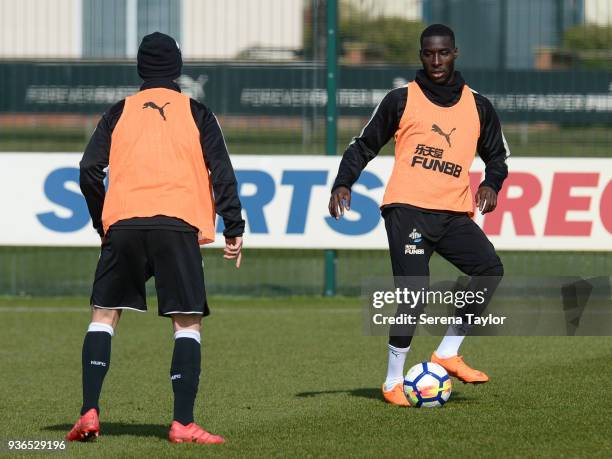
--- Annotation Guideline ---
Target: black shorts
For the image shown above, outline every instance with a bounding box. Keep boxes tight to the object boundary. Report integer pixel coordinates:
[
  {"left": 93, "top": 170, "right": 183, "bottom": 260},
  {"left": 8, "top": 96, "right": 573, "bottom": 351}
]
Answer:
[
  {"left": 382, "top": 205, "right": 503, "bottom": 278},
  {"left": 383, "top": 205, "right": 504, "bottom": 347},
  {"left": 90, "top": 229, "right": 209, "bottom": 317}
]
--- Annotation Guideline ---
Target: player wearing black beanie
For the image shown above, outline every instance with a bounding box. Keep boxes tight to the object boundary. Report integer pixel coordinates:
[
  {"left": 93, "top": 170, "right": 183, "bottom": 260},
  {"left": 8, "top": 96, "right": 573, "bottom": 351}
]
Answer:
[
  {"left": 67, "top": 31, "right": 244, "bottom": 445},
  {"left": 137, "top": 31, "right": 183, "bottom": 81}
]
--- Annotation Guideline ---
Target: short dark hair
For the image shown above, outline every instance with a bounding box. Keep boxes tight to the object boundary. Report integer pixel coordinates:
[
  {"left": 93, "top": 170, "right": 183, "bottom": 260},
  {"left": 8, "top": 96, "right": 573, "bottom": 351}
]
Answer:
[{"left": 420, "top": 24, "right": 455, "bottom": 48}]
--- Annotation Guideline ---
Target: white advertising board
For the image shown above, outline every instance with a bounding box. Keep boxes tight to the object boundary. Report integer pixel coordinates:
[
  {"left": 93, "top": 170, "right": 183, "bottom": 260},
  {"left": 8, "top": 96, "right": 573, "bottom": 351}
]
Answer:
[{"left": 0, "top": 154, "right": 610, "bottom": 250}]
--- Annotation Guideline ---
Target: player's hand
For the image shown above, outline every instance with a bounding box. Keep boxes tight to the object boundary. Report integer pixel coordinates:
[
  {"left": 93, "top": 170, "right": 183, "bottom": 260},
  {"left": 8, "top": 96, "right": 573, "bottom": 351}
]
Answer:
[
  {"left": 224, "top": 236, "right": 243, "bottom": 268},
  {"left": 329, "top": 186, "right": 351, "bottom": 220},
  {"left": 475, "top": 186, "right": 498, "bottom": 214}
]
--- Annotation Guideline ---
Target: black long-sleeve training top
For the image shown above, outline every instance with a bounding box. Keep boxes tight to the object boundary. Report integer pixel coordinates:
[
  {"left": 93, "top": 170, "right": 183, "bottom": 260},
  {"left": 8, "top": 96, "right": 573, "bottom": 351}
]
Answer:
[
  {"left": 332, "top": 70, "right": 509, "bottom": 204},
  {"left": 79, "top": 79, "right": 245, "bottom": 238}
]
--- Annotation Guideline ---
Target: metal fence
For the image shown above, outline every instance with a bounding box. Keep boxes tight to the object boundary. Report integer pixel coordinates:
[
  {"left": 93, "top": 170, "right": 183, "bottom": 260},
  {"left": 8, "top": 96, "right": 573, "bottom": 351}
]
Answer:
[{"left": 0, "top": 0, "right": 610, "bottom": 296}]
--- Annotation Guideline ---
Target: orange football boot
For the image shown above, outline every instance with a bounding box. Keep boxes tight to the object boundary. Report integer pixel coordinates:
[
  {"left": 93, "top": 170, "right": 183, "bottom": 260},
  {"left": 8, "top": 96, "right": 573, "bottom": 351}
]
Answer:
[
  {"left": 431, "top": 353, "right": 489, "bottom": 384},
  {"left": 381, "top": 383, "right": 409, "bottom": 406},
  {"left": 66, "top": 408, "right": 100, "bottom": 441},
  {"left": 168, "top": 421, "right": 225, "bottom": 444}
]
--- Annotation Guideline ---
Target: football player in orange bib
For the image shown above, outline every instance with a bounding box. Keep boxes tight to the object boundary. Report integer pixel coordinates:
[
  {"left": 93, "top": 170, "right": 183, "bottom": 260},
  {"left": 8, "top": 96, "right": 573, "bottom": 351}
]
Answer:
[
  {"left": 67, "top": 32, "right": 243, "bottom": 442},
  {"left": 329, "top": 24, "right": 508, "bottom": 406}
]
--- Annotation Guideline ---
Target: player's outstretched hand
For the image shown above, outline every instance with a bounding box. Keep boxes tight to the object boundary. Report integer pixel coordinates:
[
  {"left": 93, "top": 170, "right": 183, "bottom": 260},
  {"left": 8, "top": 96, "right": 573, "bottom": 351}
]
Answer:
[
  {"left": 329, "top": 186, "right": 351, "bottom": 220},
  {"left": 224, "top": 236, "right": 243, "bottom": 268},
  {"left": 475, "top": 185, "right": 498, "bottom": 214}
]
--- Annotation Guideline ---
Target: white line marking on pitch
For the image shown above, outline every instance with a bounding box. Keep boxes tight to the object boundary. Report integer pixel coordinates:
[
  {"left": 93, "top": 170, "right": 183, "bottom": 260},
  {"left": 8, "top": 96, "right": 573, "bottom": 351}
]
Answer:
[
  {"left": 0, "top": 307, "right": 87, "bottom": 313},
  {"left": 0, "top": 306, "right": 356, "bottom": 314}
]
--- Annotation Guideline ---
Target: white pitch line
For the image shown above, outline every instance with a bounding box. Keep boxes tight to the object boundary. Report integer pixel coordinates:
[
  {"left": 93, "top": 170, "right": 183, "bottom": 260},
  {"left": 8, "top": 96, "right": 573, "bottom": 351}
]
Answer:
[
  {"left": 215, "top": 308, "right": 355, "bottom": 314},
  {"left": 0, "top": 306, "right": 357, "bottom": 314},
  {"left": 0, "top": 306, "right": 88, "bottom": 313}
]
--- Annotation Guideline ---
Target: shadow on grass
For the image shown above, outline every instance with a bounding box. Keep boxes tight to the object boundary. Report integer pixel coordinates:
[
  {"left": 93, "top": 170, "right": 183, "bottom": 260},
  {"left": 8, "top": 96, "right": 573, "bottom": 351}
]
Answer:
[
  {"left": 296, "top": 387, "right": 471, "bottom": 403},
  {"left": 44, "top": 423, "right": 168, "bottom": 440}
]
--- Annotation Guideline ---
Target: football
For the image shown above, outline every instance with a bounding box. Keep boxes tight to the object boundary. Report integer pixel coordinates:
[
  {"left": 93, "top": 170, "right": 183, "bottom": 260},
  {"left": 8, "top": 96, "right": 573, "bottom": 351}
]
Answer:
[{"left": 403, "top": 362, "right": 452, "bottom": 407}]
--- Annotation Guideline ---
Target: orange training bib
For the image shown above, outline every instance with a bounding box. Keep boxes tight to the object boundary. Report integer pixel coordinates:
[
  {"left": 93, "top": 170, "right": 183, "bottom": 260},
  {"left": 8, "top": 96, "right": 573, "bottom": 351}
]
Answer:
[
  {"left": 382, "top": 81, "right": 480, "bottom": 214},
  {"left": 101, "top": 88, "right": 216, "bottom": 244}
]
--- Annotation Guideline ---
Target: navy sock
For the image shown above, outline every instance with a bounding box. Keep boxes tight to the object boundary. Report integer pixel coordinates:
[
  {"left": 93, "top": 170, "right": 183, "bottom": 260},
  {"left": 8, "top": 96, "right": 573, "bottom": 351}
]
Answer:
[
  {"left": 81, "top": 331, "right": 112, "bottom": 415},
  {"left": 170, "top": 337, "right": 201, "bottom": 425}
]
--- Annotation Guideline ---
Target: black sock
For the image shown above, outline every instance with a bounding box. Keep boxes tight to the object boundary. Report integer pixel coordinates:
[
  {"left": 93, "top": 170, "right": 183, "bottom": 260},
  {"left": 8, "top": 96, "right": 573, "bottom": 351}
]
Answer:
[
  {"left": 170, "top": 338, "right": 201, "bottom": 425},
  {"left": 389, "top": 334, "right": 413, "bottom": 349},
  {"left": 81, "top": 331, "right": 112, "bottom": 415}
]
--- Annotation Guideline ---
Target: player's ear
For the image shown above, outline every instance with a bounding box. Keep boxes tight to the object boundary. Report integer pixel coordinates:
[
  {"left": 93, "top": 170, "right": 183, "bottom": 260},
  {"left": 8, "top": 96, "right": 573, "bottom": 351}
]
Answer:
[{"left": 452, "top": 47, "right": 459, "bottom": 59}]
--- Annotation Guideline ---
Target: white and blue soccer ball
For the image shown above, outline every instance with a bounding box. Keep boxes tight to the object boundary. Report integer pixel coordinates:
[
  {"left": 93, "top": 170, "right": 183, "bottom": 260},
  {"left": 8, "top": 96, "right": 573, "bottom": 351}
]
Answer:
[{"left": 403, "top": 362, "right": 452, "bottom": 408}]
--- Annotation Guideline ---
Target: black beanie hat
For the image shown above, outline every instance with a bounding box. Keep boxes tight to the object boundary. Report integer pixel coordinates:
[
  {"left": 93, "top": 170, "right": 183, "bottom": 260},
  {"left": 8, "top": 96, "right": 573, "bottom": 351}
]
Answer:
[{"left": 137, "top": 32, "right": 182, "bottom": 81}]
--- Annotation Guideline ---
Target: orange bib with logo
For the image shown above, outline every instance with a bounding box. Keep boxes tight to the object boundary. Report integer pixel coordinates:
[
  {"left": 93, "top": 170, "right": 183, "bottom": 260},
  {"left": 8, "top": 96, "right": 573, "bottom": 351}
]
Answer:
[
  {"left": 382, "top": 81, "right": 480, "bottom": 214},
  {"left": 101, "top": 88, "right": 216, "bottom": 244}
]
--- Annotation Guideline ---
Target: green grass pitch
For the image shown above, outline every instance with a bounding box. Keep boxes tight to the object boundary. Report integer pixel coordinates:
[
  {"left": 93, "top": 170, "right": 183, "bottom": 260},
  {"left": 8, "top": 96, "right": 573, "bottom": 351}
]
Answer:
[{"left": 1, "top": 296, "right": 612, "bottom": 457}]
